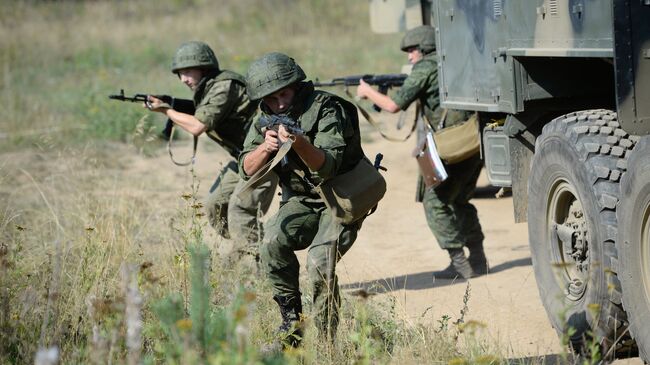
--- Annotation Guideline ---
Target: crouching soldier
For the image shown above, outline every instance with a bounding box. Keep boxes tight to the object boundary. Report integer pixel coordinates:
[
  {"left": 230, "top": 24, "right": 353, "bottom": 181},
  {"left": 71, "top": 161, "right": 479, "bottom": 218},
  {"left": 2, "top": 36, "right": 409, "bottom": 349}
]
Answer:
[{"left": 240, "top": 52, "right": 367, "bottom": 347}]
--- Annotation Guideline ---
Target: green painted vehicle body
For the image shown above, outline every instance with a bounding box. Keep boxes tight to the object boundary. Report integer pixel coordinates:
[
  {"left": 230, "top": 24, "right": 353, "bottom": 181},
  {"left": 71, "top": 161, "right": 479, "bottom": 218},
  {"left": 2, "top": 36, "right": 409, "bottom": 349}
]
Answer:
[{"left": 370, "top": 0, "right": 650, "bottom": 134}]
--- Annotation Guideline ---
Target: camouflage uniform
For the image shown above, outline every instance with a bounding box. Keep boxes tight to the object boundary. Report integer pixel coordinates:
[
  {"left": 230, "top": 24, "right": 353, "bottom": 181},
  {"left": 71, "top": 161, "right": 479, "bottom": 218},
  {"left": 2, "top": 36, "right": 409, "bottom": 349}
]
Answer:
[
  {"left": 391, "top": 27, "right": 486, "bottom": 278},
  {"left": 392, "top": 53, "right": 484, "bottom": 251},
  {"left": 196, "top": 70, "right": 278, "bottom": 245},
  {"left": 171, "top": 41, "right": 278, "bottom": 247},
  {"left": 240, "top": 53, "right": 365, "bottom": 343}
]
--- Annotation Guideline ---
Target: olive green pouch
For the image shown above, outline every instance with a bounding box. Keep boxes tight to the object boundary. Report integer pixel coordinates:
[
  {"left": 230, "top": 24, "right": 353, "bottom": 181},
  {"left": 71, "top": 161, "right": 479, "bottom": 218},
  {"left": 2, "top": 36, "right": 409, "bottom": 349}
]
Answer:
[
  {"left": 433, "top": 112, "right": 480, "bottom": 164},
  {"left": 315, "top": 158, "right": 386, "bottom": 225}
]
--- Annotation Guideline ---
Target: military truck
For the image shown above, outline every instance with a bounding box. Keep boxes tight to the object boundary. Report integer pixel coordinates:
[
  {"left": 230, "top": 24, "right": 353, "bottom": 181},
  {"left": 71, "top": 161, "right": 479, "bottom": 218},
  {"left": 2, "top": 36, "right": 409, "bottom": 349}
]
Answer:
[{"left": 369, "top": 0, "right": 650, "bottom": 361}]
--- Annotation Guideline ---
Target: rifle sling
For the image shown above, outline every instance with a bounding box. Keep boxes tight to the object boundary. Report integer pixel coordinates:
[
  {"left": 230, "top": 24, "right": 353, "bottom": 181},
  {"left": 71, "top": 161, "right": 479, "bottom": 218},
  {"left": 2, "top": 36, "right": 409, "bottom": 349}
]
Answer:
[
  {"left": 343, "top": 88, "right": 417, "bottom": 143},
  {"left": 166, "top": 125, "right": 243, "bottom": 167},
  {"left": 285, "top": 157, "right": 339, "bottom": 290},
  {"left": 167, "top": 124, "right": 198, "bottom": 167},
  {"left": 237, "top": 140, "right": 294, "bottom": 198}
]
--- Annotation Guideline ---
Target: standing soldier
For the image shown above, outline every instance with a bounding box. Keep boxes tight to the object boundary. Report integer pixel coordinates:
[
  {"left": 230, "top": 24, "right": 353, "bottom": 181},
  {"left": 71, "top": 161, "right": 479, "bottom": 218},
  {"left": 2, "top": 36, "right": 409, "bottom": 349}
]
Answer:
[
  {"left": 145, "top": 41, "right": 278, "bottom": 257},
  {"left": 240, "top": 52, "right": 366, "bottom": 347},
  {"left": 356, "top": 25, "right": 488, "bottom": 279}
]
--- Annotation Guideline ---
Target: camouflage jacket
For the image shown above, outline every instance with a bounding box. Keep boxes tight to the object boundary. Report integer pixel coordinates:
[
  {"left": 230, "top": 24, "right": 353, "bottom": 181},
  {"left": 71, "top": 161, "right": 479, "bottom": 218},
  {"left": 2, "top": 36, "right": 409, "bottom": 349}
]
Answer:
[
  {"left": 392, "top": 53, "right": 471, "bottom": 131},
  {"left": 193, "top": 70, "right": 258, "bottom": 158},
  {"left": 239, "top": 82, "right": 365, "bottom": 197}
]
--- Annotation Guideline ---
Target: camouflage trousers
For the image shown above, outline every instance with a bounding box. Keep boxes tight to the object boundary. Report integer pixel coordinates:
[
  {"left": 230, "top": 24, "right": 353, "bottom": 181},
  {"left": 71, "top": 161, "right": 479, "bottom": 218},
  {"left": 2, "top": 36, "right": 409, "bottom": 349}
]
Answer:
[
  {"left": 422, "top": 153, "right": 484, "bottom": 250},
  {"left": 260, "top": 195, "right": 360, "bottom": 338},
  {"left": 206, "top": 160, "right": 278, "bottom": 250}
]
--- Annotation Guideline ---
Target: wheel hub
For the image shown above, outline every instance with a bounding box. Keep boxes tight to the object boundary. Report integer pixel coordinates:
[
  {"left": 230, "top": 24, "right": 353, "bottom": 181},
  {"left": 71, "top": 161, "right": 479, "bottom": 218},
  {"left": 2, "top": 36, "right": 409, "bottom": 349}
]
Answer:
[
  {"left": 564, "top": 202, "right": 589, "bottom": 272},
  {"left": 549, "top": 181, "right": 590, "bottom": 301}
]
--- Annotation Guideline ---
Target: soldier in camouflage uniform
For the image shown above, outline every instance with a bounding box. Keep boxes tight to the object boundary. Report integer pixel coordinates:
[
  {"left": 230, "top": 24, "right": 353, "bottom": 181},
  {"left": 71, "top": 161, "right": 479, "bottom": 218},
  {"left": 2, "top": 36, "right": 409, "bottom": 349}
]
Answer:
[
  {"left": 356, "top": 26, "right": 488, "bottom": 279},
  {"left": 240, "top": 52, "right": 366, "bottom": 347},
  {"left": 146, "top": 41, "right": 278, "bottom": 253}
]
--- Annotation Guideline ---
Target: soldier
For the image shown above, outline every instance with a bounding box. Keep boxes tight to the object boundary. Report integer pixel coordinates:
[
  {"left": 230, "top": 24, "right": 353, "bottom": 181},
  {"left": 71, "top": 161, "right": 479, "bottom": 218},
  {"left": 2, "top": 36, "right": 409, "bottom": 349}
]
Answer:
[
  {"left": 145, "top": 41, "right": 278, "bottom": 256},
  {"left": 356, "top": 25, "right": 488, "bottom": 279},
  {"left": 240, "top": 52, "right": 366, "bottom": 347}
]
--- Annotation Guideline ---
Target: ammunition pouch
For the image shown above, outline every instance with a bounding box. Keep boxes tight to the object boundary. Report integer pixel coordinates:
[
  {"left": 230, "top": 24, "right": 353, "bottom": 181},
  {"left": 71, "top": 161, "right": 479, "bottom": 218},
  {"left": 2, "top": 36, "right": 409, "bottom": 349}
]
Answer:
[{"left": 316, "top": 158, "right": 386, "bottom": 225}]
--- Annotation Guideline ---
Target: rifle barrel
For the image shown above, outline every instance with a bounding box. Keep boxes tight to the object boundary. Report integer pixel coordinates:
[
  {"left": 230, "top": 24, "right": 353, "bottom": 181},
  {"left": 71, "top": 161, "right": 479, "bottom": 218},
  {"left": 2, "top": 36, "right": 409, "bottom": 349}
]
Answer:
[
  {"left": 313, "top": 73, "right": 407, "bottom": 88},
  {"left": 108, "top": 92, "right": 148, "bottom": 103}
]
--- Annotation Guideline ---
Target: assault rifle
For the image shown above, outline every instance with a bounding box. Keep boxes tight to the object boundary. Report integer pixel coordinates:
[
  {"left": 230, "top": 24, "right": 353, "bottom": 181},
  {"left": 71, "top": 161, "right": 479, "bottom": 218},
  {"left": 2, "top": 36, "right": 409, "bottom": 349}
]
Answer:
[
  {"left": 259, "top": 114, "right": 304, "bottom": 135},
  {"left": 313, "top": 73, "right": 407, "bottom": 111},
  {"left": 108, "top": 89, "right": 195, "bottom": 138},
  {"left": 258, "top": 114, "right": 304, "bottom": 169}
]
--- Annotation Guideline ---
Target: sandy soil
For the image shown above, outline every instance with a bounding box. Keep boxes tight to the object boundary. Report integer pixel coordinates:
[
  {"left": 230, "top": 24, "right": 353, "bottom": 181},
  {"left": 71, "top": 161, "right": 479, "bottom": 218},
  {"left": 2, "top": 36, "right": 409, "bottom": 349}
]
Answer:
[{"left": 128, "top": 121, "right": 644, "bottom": 364}]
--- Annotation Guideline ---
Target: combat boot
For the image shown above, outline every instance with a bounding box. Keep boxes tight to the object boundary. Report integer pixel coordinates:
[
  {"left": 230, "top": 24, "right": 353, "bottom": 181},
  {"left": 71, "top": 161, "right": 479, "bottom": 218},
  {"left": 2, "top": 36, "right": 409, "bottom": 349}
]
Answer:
[
  {"left": 260, "top": 295, "right": 303, "bottom": 355},
  {"left": 273, "top": 295, "right": 303, "bottom": 348},
  {"left": 434, "top": 248, "right": 476, "bottom": 279},
  {"left": 466, "top": 240, "right": 489, "bottom": 276}
]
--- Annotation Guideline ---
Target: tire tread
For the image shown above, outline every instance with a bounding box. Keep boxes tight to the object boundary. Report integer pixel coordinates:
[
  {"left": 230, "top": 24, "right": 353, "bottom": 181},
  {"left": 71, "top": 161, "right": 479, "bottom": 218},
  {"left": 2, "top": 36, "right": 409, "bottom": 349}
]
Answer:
[{"left": 537, "top": 110, "right": 637, "bottom": 358}]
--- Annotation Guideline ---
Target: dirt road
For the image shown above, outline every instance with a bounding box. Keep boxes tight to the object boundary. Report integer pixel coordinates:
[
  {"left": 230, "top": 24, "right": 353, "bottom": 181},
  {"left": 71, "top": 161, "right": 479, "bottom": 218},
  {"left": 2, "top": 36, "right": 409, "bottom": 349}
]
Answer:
[{"left": 148, "top": 122, "right": 643, "bottom": 364}]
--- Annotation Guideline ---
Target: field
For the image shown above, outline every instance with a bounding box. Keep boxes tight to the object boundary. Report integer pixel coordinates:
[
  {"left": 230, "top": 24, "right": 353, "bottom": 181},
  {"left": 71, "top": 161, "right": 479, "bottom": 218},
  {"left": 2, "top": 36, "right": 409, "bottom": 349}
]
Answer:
[{"left": 0, "top": 1, "right": 644, "bottom": 364}]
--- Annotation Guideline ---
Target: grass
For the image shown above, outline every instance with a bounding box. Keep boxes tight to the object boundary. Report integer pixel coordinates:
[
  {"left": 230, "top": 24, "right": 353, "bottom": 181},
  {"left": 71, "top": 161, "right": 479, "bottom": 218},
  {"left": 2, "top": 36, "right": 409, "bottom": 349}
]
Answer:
[{"left": 0, "top": 143, "right": 505, "bottom": 363}]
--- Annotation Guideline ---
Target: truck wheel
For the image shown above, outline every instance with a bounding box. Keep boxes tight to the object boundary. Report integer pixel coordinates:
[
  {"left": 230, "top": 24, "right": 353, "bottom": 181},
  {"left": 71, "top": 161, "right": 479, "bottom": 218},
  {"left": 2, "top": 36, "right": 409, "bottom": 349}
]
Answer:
[
  {"left": 617, "top": 136, "right": 650, "bottom": 362},
  {"left": 528, "top": 110, "right": 635, "bottom": 359}
]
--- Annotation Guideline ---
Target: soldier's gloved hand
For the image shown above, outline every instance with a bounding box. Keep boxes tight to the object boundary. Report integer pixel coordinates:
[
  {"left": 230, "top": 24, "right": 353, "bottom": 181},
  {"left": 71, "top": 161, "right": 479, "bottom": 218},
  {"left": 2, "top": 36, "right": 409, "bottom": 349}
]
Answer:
[
  {"left": 263, "top": 129, "right": 280, "bottom": 153},
  {"left": 144, "top": 95, "right": 171, "bottom": 113}
]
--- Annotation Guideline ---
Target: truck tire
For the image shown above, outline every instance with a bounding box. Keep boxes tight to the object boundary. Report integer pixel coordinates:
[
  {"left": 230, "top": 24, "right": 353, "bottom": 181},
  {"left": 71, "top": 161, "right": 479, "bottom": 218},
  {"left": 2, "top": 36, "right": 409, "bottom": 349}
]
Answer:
[
  {"left": 528, "top": 110, "right": 636, "bottom": 359},
  {"left": 617, "top": 136, "right": 650, "bottom": 362}
]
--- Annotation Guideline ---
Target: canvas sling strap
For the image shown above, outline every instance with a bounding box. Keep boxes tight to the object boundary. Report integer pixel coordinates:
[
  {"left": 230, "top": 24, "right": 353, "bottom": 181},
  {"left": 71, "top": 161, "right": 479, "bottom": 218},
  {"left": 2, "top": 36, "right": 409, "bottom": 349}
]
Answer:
[
  {"left": 167, "top": 125, "right": 244, "bottom": 167},
  {"left": 237, "top": 139, "right": 294, "bottom": 198},
  {"left": 167, "top": 124, "right": 198, "bottom": 166},
  {"left": 285, "top": 160, "right": 342, "bottom": 300},
  {"left": 238, "top": 144, "right": 343, "bottom": 293},
  {"left": 148, "top": 99, "right": 198, "bottom": 167}
]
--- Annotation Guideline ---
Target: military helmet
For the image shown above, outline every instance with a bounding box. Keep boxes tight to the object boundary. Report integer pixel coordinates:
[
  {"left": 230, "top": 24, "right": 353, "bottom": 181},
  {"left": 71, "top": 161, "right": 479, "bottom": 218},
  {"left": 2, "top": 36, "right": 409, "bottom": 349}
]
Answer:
[
  {"left": 400, "top": 25, "right": 436, "bottom": 54},
  {"left": 245, "top": 52, "right": 306, "bottom": 100},
  {"left": 171, "top": 41, "right": 219, "bottom": 74}
]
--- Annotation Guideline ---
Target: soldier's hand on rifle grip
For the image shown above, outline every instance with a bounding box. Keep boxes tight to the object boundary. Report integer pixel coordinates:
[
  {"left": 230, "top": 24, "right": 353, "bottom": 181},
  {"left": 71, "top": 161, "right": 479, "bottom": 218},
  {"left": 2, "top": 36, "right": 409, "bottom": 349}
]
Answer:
[
  {"left": 144, "top": 95, "right": 169, "bottom": 113},
  {"left": 263, "top": 129, "right": 280, "bottom": 153},
  {"left": 355, "top": 79, "right": 372, "bottom": 100}
]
